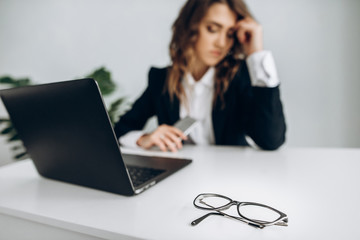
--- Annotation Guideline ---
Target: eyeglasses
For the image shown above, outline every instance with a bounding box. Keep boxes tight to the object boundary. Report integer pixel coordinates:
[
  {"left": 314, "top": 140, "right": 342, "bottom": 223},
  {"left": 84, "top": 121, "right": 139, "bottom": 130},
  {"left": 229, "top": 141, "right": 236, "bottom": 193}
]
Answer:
[{"left": 191, "top": 193, "right": 288, "bottom": 229}]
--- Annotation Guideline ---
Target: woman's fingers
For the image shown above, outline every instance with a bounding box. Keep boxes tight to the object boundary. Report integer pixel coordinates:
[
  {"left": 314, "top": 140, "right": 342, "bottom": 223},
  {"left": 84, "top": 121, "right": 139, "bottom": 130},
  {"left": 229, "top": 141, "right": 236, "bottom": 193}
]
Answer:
[
  {"left": 169, "top": 127, "right": 188, "bottom": 141},
  {"left": 236, "top": 20, "right": 249, "bottom": 44},
  {"left": 164, "top": 131, "right": 183, "bottom": 150},
  {"left": 153, "top": 137, "right": 168, "bottom": 152},
  {"left": 159, "top": 126, "right": 186, "bottom": 152},
  {"left": 235, "top": 17, "right": 263, "bottom": 56},
  {"left": 161, "top": 135, "right": 179, "bottom": 152},
  {"left": 137, "top": 124, "right": 187, "bottom": 152}
]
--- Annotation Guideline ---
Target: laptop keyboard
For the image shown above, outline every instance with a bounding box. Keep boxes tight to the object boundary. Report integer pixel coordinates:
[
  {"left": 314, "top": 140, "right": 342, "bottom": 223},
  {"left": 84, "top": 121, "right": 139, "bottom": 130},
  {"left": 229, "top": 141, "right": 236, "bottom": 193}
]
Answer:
[{"left": 127, "top": 165, "right": 165, "bottom": 187}]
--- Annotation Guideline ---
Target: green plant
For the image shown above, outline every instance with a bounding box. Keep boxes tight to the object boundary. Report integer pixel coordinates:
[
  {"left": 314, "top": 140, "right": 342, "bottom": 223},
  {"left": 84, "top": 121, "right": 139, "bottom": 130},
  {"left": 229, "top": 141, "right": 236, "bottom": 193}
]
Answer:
[{"left": 0, "top": 67, "right": 128, "bottom": 160}]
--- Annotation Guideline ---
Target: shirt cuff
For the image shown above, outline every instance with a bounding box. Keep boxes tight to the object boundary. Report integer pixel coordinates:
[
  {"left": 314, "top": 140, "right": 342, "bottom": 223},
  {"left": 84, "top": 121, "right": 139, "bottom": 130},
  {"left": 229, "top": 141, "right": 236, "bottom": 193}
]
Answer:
[
  {"left": 119, "top": 130, "right": 145, "bottom": 149},
  {"left": 246, "top": 50, "right": 280, "bottom": 88}
]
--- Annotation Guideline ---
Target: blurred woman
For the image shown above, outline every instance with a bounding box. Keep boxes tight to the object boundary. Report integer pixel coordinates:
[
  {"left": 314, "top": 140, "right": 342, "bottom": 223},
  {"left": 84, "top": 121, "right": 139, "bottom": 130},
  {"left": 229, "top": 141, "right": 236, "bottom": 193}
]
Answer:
[{"left": 114, "top": 0, "right": 286, "bottom": 151}]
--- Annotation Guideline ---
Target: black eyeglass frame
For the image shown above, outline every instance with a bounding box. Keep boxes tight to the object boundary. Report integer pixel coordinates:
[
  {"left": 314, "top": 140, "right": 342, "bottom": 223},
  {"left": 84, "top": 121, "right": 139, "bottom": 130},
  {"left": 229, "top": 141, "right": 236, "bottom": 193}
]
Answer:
[{"left": 191, "top": 193, "right": 288, "bottom": 229}]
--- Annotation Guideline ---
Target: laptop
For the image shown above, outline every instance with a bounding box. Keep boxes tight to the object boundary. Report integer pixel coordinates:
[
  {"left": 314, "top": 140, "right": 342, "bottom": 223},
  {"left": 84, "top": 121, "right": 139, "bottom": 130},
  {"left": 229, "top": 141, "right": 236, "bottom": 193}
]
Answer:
[{"left": 0, "top": 78, "right": 192, "bottom": 196}]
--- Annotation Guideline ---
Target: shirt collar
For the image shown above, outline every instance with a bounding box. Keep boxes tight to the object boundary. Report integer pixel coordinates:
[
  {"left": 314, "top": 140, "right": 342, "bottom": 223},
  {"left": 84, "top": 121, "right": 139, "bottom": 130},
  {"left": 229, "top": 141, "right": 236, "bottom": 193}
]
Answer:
[{"left": 184, "top": 67, "right": 215, "bottom": 89}]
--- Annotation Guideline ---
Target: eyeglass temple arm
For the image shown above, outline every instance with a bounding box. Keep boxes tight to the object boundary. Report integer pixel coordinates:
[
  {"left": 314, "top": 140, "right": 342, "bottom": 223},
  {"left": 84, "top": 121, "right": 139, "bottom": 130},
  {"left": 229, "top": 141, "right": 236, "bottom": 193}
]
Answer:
[
  {"left": 191, "top": 212, "right": 223, "bottom": 226},
  {"left": 274, "top": 217, "right": 288, "bottom": 226},
  {"left": 191, "top": 212, "right": 264, "bottom": 229}
]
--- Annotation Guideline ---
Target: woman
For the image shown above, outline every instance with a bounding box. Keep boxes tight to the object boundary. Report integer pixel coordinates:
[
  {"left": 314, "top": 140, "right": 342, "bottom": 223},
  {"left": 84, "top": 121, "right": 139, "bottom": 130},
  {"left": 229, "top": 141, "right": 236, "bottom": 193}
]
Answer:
[{"left": 114, "top": 0, "right": 286, "bottom": 151}]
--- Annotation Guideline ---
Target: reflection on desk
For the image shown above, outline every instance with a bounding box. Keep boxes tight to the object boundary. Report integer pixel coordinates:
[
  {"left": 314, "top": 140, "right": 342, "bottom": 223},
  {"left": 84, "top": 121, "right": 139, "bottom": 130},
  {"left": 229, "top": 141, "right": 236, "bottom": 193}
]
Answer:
[{"left": 0, "top": 146, "right": 360, "bottom": 240}]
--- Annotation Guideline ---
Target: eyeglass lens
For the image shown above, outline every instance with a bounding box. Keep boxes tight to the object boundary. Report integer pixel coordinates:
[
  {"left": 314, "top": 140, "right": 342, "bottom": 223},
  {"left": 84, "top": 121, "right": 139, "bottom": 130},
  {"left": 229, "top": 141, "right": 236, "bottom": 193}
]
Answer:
[
  {"left": 195, "top": 194, "right": 282, "bottom": 224},
  {"left": 239, "top": 204, "right": 281, "bottom": 223},
  {"left": 194, "top": 194, "right": 231, "bottom": 209}
]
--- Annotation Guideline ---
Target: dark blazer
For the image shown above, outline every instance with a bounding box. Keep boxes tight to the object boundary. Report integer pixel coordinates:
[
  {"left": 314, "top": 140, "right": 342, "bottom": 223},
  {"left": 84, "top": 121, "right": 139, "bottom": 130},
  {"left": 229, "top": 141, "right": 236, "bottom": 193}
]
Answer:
[{"left": 114, "top": 62, "right": 286, "bottom": 150}]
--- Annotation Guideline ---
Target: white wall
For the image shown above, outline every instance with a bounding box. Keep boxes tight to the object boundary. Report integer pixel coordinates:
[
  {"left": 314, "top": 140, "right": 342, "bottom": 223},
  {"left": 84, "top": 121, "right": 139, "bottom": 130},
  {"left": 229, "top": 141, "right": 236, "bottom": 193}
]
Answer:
[
  {"left": 249, "top": 0, "right": 360, "bottom": 148},
  {"left": 1, "top": 0, "right": 359, "bottom": 163}
]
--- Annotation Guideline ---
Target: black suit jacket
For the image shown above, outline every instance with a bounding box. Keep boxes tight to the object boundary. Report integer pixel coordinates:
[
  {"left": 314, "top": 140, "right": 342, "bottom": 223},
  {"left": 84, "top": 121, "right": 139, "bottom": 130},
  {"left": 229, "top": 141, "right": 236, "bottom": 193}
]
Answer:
[{"left": 114, "top": 63, "right": 286, "bottom": 150}]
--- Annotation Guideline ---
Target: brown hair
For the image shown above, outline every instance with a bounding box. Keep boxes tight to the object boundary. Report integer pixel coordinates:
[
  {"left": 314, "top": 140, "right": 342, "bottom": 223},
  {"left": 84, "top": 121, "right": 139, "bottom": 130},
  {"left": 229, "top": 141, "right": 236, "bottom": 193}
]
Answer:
[{"left": 167, "top": 0, "right": 253, "bottom": 107}]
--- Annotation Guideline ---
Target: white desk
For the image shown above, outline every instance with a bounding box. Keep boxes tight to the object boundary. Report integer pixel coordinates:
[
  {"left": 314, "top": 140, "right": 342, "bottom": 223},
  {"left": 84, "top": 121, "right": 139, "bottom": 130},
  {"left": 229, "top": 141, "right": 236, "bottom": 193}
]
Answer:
[{"left": 0, "top": 146, "right": 359, "bottom": 240}]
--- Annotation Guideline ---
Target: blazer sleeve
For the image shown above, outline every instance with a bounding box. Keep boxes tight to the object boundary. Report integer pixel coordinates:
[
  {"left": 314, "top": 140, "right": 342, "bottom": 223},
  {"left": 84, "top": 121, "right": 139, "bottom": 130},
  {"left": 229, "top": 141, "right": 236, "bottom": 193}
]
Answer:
[
  {"left": 246, "top": 86, "right": 286, "bottom": 150},
  {"left": 113, "top": 68, "right": 161, "bottom": 138},
  {"left": 231, "top": 61, "right": 286, "bottom": 150}
]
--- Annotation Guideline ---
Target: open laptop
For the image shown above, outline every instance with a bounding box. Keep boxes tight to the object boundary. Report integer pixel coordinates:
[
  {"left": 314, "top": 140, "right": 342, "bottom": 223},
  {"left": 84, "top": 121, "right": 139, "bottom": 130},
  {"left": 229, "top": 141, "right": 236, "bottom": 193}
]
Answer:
[{"left": 0, "top": 79, "right": 192, "bottom": 196}]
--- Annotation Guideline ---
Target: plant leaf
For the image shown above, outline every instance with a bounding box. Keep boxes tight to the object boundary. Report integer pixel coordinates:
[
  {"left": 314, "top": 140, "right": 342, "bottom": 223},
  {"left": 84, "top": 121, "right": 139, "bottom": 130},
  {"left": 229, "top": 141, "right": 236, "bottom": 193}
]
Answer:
[
  {"left": 0, "top": 118, "right": 11, "bottom": 124},
  {"left": 14, "top": 152, "right": 28, "bottom": 160},
  {"left": 1, "top": 125, "right": 15, "bottom": 135},
  {"left": 11, "top": 145, "right": 24, "bottom": 151},
  {"left": 107, "top": 97, "right": 129, "bottom": 124},
  {"left": 0, "top": 76, "right": 31, "bottom": 87},
  {"left": 8, "top": 133, "right": 20, "bottom": 142},
  {"left": 85, "top": 67, "right": 115, "bottom": 96}
]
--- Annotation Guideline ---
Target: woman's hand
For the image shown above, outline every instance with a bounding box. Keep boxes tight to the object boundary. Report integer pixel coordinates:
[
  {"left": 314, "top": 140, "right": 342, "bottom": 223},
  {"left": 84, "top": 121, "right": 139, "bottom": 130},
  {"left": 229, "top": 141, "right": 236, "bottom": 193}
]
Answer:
[
  {"left": 136, "top": 124, "right": 188, "bottom": 152},
  {"left": 235, "top": 17, "right": 263, "bottom": 56}
]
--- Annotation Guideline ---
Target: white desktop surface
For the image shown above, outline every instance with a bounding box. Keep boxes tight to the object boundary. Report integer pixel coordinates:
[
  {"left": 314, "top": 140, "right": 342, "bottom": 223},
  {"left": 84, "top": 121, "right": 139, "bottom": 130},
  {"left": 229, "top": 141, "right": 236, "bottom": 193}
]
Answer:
[{"left": 0, "top": 146, "right": 359, "bottom": 240}]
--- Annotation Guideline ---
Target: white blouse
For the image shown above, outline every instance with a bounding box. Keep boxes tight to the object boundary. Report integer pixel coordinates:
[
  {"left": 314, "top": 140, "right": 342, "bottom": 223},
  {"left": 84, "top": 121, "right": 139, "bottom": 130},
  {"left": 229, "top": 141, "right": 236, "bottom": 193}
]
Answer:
[
  {"left": 119, "top": 50, "right": 279, "bottom": 148},
  {"left": 180, "top": 67, "right": 215, "bottom": 145}
]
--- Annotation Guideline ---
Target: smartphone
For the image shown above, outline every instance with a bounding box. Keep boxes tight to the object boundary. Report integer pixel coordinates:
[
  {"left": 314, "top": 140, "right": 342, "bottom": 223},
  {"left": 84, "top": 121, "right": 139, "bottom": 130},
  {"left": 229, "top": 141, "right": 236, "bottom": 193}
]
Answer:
[{"left": 173, "top": 116, "right": 198, "bottom": 136}]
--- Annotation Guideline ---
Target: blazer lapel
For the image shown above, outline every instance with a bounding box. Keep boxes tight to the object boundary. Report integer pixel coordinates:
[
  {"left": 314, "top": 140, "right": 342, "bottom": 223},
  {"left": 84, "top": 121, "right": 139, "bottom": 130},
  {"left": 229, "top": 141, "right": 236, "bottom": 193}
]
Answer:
[
  {"left": 212, "top": 97, "right": 226, "bottom": 145},
  {"left": 162, "top": 92, "right": 180, "bottom": 125}
]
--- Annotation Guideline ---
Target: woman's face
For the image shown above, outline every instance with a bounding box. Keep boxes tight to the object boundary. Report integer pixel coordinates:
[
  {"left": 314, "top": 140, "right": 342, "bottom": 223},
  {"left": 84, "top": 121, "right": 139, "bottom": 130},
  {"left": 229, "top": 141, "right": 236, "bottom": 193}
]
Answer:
[{"left": 194, "top": 3, "right": 237, "bottom": 68}]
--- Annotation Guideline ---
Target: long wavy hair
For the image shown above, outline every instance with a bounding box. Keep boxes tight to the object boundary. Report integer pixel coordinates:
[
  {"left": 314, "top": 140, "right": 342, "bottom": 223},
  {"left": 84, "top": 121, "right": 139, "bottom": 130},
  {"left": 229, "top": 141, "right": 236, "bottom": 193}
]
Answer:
[{"left": 167, "top": 0, "right": 253, "bottom": 107}]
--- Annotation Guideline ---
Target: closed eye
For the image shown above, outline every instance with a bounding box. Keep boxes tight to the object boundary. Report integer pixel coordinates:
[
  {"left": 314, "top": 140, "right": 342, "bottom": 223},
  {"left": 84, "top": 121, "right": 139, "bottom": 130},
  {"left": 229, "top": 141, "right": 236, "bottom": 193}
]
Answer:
[{"left": 207, "top": 25, "right": 220, "bottom": 33}]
